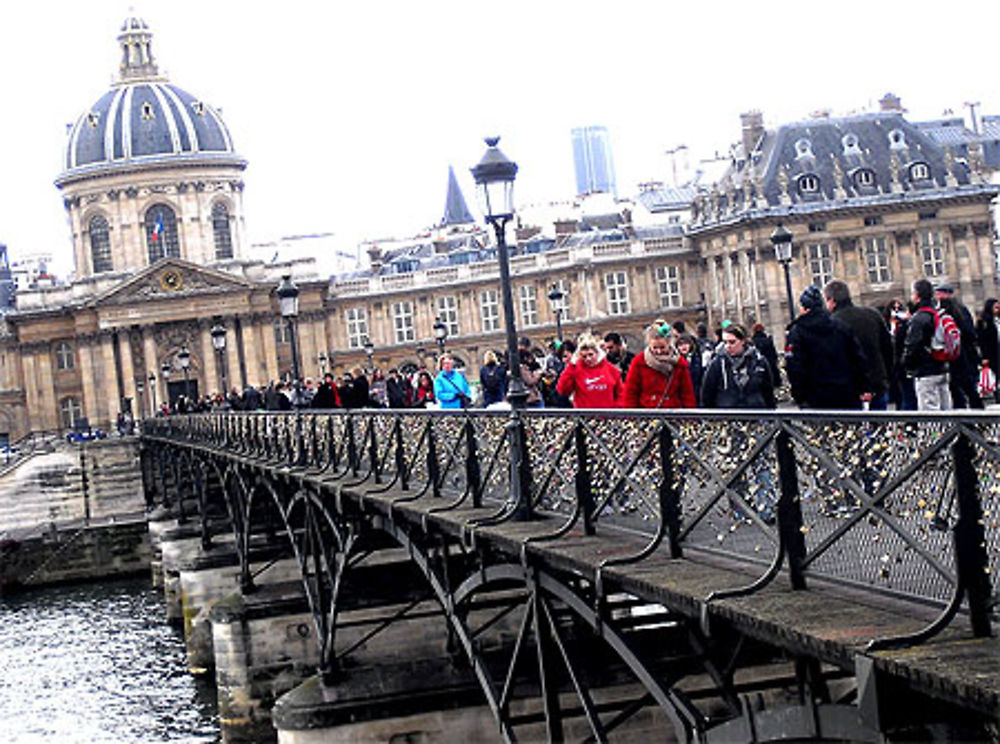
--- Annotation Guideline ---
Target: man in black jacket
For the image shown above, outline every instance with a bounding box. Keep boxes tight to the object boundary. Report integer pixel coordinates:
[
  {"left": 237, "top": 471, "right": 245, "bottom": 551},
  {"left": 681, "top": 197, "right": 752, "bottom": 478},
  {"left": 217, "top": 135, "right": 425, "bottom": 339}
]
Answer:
[
  {"left": 824, "top": 279, "right": 893, "bottom": 409},
  {"left": 385, "top": 369, "right": 412, "bottom": 408},
  {"left": 785, "top": 285, "right": 867, "bottom": 409},
  {"left": 935, "top": 284, "right": 983, "bottom": 409},
  {"left": 903, "top": 279, "right": 952, "bottom": 411}
]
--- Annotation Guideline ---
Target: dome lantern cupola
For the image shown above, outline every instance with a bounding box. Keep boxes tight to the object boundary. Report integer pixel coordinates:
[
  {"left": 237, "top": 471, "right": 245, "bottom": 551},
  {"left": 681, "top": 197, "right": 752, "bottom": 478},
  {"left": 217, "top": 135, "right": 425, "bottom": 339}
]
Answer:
[{"left": 117, "top": 16, "right": 162, "bottom": 83}]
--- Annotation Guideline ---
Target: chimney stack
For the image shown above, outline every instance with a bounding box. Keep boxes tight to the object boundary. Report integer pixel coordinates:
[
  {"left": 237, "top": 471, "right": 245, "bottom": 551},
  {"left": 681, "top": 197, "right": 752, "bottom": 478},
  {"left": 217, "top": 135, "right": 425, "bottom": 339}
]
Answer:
[
  {"left": 740, "top": 111, "right": 765, "bottom": 156},
  {"left": 879, "top": 92, "right": 904, "bottom": 113}
]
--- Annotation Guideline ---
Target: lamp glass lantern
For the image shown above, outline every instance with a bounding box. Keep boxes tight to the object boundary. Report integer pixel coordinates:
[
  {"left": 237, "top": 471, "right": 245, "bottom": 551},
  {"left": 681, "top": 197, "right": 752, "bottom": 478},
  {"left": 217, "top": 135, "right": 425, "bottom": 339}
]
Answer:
[
  {"left": 771, "top": 223, "right": 793, "bottom": 264},
  {"left": 160, "top": 362, "right": 171, "bottom": 378},
  {"left": 210, "top": 323, "right": 227, "bottom": 352},
  {"left": 433, "top": 317, "right": 447, "bottom": 344},
  {"left": 547, "top": 283, "right": 564, "bottom": 306},
  {"left": 177, "top": 346, "right": 191, "bottom": 370},
  {"left": 276, "top": 275, "right": 300, "bottom": 318},
  {"left": 471, "top": 137, "right": 518, "bottom": 220},
  {"left": 363, "top": 338, "right": 374, "bottom": 358}
]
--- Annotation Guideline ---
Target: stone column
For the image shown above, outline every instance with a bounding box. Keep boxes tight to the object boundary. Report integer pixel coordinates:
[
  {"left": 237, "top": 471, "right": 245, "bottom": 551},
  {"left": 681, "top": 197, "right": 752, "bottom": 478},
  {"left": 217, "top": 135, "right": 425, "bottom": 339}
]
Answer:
[
  {"left": 298, "top": 312, "right": 319, "bottom": 382},
  {"left": 199, "top": 321, "right": 219, "bottom": 397},
  {"left": 118, "top": 329, "right": 138, "bottom": 416},
  {"left": 78, "top": 336, "right": 102, "bottom": 426},
  {"left": 240, "top": 316, "right": 263, "bottom": 387},
  {"left": 102, "top": 331, "right": 120, "bottom": 427},
  {"left": 142, "top": 327, "right": 159, "bottom": 416},
  {"left": 224, "top": 320, "right": 241, "bottom": 393},
  {"left": 19, "top": 348, "right": 43, "bottom": 432},
  {"left": 260, "top": 316, "right": 280, "bottom": 383}
]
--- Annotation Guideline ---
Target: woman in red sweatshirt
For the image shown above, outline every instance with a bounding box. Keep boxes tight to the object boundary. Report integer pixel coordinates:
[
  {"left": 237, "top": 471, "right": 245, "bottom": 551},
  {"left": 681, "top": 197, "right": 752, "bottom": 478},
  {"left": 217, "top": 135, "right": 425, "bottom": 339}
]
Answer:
[
  {"left": 623, "top": 321, "right": 697, "bottom": 409},
  {"left": 556, "top": 334, "right": 623, "bottom": 408}
]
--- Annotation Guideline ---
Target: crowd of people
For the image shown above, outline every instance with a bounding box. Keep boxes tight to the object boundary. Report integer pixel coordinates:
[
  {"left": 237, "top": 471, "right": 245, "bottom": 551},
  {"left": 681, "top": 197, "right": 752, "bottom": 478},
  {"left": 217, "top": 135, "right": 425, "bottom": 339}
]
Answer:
[{"left": 154, "top": 276, "right": 997, "bottom": 416}]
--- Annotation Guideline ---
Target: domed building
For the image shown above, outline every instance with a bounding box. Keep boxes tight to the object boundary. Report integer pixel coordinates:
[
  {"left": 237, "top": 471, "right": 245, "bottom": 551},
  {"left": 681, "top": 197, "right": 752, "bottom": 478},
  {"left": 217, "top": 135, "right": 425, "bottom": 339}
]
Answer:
[
  {"left": 0, "top": 17, "right": 322, "bottom": 440},
  {"left": 58, "top": 15, "right": 248, "bottom": 280}
]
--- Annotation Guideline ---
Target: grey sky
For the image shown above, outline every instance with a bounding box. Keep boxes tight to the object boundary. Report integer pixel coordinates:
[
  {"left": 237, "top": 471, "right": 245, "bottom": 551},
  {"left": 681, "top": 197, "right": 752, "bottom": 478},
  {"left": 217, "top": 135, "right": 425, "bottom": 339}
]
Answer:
[{"left": 2, "top": 0, "right": 998, "bottom": 276}]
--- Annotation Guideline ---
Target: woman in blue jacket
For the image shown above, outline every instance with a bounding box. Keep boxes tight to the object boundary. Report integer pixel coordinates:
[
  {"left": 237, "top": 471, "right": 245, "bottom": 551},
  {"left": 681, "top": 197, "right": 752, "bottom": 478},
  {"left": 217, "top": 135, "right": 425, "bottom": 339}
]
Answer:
[{"left": 433, "top": 355, "right": 472, "bottom": 409}]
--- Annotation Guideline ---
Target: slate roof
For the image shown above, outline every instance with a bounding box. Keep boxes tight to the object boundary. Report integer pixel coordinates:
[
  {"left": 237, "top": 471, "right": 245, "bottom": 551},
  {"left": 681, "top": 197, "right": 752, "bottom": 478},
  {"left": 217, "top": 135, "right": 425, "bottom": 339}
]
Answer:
[{"left": 636, "top": 185, "right": 697, "bottom": 212}]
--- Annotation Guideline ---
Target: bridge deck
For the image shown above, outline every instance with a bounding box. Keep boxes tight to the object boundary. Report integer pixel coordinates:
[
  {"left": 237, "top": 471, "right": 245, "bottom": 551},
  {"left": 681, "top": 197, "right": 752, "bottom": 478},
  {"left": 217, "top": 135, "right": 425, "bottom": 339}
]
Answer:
[{"left": 346, "top": 478, "right": 1000, "bottom": 719}]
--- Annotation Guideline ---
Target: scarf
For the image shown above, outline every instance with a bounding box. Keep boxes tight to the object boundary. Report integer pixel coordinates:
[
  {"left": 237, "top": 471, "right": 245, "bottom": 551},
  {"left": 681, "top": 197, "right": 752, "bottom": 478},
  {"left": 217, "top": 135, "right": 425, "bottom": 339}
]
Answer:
[
  {"left": 726, "top": 347, "right": 754, "bottom": 390},
  {"left": 644, "top": 344, "right": 679, "bottom": 376}
]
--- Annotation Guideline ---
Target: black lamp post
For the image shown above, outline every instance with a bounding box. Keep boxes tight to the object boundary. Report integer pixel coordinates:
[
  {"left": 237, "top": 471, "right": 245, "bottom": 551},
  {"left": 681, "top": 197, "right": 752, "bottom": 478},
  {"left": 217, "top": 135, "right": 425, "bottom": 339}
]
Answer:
[
  {"left": 363, "top": 337, "right": 375, "bottom": 372},
  {"left": 135, "top": 378, "right": 145, "bottom": 424},
  {"left": 770, "top": 223, "right": 796, "bottom": 323},
  {"left": 472, "top": 136, "right": 533, "bottom": 521},
  {"left": 276, "top": 275, "right": 301, "bottom": 386},
  {"left": 433, "top": 316, "right": 448, "bottom": 356},
  {"left": 177, "top": 346, "right": 191, "bottom": 403},
  {"left": 547, "top": 283, "right": 566, "bottom": 342},
  {"left": 211, "top": 323, "right": 228, "bottom": 395},
  {"left": 318, "top": 351, "right": 327, "bottom": 377},
  {"left": 148, "top": 372, "right": 157, "bottom": 415}
]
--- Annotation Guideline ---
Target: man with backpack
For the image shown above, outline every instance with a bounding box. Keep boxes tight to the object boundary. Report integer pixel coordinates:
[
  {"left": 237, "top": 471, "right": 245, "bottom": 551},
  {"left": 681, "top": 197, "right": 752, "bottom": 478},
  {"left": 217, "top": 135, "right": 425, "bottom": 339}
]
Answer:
[{"left": 903, "top": 278, "right": 954, "bottom": 411}]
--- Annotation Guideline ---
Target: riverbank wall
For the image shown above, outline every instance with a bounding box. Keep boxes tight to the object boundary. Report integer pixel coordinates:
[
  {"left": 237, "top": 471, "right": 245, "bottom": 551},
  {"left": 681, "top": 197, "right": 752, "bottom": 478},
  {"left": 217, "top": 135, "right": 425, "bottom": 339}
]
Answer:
[{"left": 0, "top": 437, "right": 148, "bottom": 591}]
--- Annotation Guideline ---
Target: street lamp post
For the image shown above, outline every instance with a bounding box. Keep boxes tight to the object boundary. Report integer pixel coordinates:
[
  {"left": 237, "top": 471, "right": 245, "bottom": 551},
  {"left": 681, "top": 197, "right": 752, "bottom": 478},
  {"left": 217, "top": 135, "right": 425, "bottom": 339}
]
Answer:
[
  {"left": 148, "top": 372, "right": 157, "bottom": 416},
  {"left": 472, "top": 136, "right": 533, "bottom": 521},
  {"left": 177, "top": 346, "right": 191, "bottom": 404},
  {"left": 433, "top": 317, "right": 448, "bottom": 356},
  {"left": 318, "top": 352, "right": 327, "bottom": 377},
  {"left": 160, "top": 362, "right": 171, "bottom": 411},
  {"left": 547, "top": 283, "right": 565, "bottom": 342},
  {"left": 276, "top": 275, "right": 301, "bottom": 387},
  {"left": 135, "top": 379, "right": 145, "bottom": 425},
  {"left": 211, "top": 323, "right": 228, "bottom": 396},
  {"left": 363, "top": 337, "right": 375, "bottom": 373},
  {"left": 770, "top": 224, "right": 796, "bottom": 323}
]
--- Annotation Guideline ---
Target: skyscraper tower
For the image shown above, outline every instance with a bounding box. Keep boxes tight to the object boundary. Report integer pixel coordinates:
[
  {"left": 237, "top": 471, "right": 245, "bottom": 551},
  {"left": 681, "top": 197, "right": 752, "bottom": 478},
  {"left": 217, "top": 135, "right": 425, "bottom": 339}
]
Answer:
[{"left": 571, "top": 126, "right": 617, "bottom": 197}]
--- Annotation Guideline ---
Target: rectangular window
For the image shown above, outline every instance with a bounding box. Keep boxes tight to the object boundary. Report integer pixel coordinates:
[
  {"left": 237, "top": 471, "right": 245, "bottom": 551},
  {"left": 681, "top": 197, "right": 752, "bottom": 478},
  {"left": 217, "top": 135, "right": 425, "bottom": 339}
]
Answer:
[
  {"left": 344, "top": 307, "right": 368, "bottom": 349},
  {"left": 480, "top": 290, "right": 500, "bottom": 333},
  {"left": 655, "top": 265, "right": 682, "bottom": 309},
  {"left": 392, "top": 301, "right": 415, "bottom": 343},
  {"left": 606, "top": 271, "right": 631, "bottom": 315},
  {"left": 807, "top": 243, "right": 833, "bottom": 288},
  {"left": 519, "top": 285, "right": 538, "bottom": 327},
  {"left": 808, "top": 222, "right": 826, "bottom": 233},
  {"left": 864, "top": 215, "right": 883, "bottom": 227},
  {"left": 436, "top": 296, "right": 460, "bottom": 337},
  {"left": 920, "top": 230, "right": 945, "bottom": 276},
  {"left": 864, "top": 237, "right": 892, "bottom": 284},
  {"left": 274, "top": 319, "right": 292, "bottom": 345}
]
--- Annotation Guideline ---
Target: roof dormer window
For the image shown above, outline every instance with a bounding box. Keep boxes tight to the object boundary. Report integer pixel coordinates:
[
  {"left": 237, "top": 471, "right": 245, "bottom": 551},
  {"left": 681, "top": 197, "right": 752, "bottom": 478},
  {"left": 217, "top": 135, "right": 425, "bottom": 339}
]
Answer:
[
  {"left": 842, "top": 133, "right": 862, "bottom": 156},
  {"left": 191, "top": 101, "right": 205, "bottom": 116},
  {"left": 888, "top": 129, "right": 907, "bottom": 150},
  {"left": 794, "top": 138, "right": 815, "bottom": 161},
  {"left": 140, "top": 101, "right": 155, "bottom": 121},
  {"left": 797, "top": 173, "right": 820, "bottom": 194},
  {"left": 853, "top": 168, "right": 877, "bottom": 188},
  {"left": 87, "top": 112, "right": 99, "bottom": 128},
  {"left": 909, "top": 162, "right": 931, "bottom": 181}
]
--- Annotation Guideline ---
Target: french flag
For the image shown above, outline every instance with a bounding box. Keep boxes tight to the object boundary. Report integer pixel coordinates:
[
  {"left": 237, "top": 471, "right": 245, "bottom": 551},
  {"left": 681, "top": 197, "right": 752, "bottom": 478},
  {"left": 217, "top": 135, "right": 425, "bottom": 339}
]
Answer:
[{"left": 151, "top": 215, "right": 164, "bottom": 243}]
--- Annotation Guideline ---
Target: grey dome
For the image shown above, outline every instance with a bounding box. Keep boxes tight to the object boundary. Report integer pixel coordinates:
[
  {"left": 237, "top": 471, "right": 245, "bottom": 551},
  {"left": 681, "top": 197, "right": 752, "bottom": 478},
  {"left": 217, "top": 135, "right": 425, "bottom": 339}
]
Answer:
[{"left": 59, "top": 17, "right": 243, "bottom": 182}]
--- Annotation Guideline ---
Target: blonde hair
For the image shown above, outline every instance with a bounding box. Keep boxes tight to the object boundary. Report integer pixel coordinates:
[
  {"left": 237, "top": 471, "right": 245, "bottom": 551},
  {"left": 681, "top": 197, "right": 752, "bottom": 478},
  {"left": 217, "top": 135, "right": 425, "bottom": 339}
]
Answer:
[
  {"left": 483, "top": 350, "right": 498, "bottom": 365},
  {"left": 575, "top": 333, "right": 600, "bottom": 352},
  {"left": 438, "top": 354, "right": 453, "bottom": 370}
]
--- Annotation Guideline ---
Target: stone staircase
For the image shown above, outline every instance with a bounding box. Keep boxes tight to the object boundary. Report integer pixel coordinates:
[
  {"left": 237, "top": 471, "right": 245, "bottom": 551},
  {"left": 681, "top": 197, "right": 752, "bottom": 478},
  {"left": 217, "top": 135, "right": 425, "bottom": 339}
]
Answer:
[{"left": 0, "top": 437, "right": 145, "bottom": 539}]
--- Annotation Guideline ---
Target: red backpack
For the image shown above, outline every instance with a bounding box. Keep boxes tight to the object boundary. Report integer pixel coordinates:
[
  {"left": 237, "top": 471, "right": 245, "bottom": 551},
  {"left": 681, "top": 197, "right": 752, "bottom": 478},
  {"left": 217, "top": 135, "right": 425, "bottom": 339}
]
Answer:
[{"left": 919, "top": 306, "right": 961, "bottom": 362}]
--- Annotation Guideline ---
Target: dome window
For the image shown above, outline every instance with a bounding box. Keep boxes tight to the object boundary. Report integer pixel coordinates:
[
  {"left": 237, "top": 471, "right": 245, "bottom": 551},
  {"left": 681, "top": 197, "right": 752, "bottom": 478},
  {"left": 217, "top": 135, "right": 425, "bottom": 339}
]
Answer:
[
  {"left": 212, "top": 203, "right": 233, "bottom": 260},
  {"left": 145, "top": 204, "right": 179, "bottom": 263},
  {"left": 86, "top": 112, "right": 100, "bottom": 129},
  {"left": 853, "top": 168, "right": 877, "bottom": 188},
  {"left": 89, "top": 215, "right": 113, "bottom": 273},
  {"left": 141, "top": 101, "right": 155, "bottom": 121},
  {"left": 909, "top": 162, "right": 931, "bottom": 181},
  {"left": 888, "top": 128, "right": 907, "bottom": 150},
  {"left": 192, "top": 101, "right": 206, "bottom": 117},
  {"left": 797, "top": 173, "right": 820, "bottom": 194}
]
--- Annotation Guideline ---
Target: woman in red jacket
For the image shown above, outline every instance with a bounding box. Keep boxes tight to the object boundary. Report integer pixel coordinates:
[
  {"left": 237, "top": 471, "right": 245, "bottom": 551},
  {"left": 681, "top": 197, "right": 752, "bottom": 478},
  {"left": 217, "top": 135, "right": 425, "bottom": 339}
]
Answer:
[
  {"left": 556, "top": 333, "right": 623, "bottom": 408},
  {"left": 623, "top": 321, "right": 697, "bottom": 408}
]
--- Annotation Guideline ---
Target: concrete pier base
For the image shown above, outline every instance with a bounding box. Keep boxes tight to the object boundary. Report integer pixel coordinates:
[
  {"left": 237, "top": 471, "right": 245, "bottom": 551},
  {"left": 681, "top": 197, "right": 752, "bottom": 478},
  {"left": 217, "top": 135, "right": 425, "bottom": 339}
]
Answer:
[
  {"left": 211, "top": 582, "right": 318, "bottom": 743},
  {"left": 147, "top": 518, "right": 201, "bottom": 589},
  {"left": 179, "top": 546, "right": 299, "bottom": 675},
  {"left": 158, "top": 530, "right": 208, "bottom": 624}
]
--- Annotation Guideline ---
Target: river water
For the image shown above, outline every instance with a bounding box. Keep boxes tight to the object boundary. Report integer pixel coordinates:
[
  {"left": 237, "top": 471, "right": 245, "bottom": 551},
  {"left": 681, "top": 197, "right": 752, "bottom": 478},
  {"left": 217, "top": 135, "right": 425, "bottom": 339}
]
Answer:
[{"left": 0, "top": 577, "right": 219, "bottom": 743}]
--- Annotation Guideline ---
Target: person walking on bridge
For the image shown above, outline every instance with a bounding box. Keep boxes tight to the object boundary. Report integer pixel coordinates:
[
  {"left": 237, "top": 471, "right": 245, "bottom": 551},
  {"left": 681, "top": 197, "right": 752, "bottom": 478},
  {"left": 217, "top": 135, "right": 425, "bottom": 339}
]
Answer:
[
  {"left": 700, "top": 323, "right": 775, "bottom": 409},
  {"left": 555, "top": 333, "right": 622, "bottom": 408},
  {"left": 623, "top": 321, "right": 696, "bottom": 409},
  {"left": 433, "top": 355, "right": 471, "bottom": 410}
]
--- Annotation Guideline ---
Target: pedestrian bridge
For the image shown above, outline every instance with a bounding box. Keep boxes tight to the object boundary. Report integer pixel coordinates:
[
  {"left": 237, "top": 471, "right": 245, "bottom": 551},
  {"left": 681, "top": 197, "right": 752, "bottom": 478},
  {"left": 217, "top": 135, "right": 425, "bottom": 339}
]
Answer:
[{"left": 142, "top": 409, "right": 999, "bottom": 742}]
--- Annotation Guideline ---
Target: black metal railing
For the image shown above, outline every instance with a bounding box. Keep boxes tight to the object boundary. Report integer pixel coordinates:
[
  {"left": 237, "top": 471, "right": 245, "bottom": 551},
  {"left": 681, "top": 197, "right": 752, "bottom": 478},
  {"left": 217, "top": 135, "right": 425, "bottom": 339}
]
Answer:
[{"left": 143, "top": 408, "right": 997, "bottom": 646}]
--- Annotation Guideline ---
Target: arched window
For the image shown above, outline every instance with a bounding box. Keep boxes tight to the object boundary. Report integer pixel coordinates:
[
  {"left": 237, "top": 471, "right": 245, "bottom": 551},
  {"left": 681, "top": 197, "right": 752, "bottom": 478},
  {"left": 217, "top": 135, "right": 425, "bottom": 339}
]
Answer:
[
  {"left": 212, "top": 202, "right": 233, "bottom": 259},
  {"left": 89, "top": 215, "right": 113, "bottom": 273},
  {"left": 60, "top": 397, "right": 84, "bottom": 430},
  {"left": 55, "top": 342, "right": 75, "bottom": 371},
  {"left": 145, "top": 204, "right": 180, "bottom": 263}
]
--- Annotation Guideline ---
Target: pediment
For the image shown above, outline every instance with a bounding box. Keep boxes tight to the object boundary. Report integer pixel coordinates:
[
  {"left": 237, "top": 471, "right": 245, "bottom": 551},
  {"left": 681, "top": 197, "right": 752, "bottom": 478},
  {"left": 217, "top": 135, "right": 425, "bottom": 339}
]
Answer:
[{"left": 89, "top": 259, "right": 255, "bottom": 307}]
